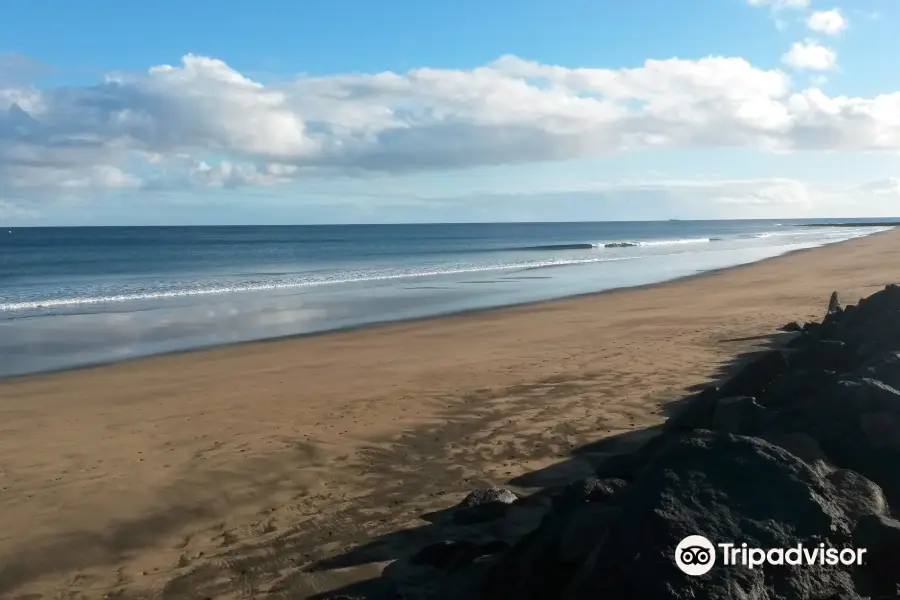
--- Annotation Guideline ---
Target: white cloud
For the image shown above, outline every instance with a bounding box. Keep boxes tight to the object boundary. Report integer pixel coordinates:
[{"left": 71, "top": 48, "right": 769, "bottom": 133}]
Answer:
[
  {"left": 140, "top": 156, "right": 289, "bottom": 190},
  {"left": 782, "top": 41, "right": 838, "bottom": 70},
  {"left": 747, "top": 0, "right": 810, "bottom": 10},
  {"left": 419, "top": 176, "right": 900, "bottom": 222},
  {"left": 0, "top": 198, "right": 37, "bottom": 219},
  {"left": 601, "top": 176, "right": 898, "bottom": 217},
  {"left": 749, "top": 0, "right": 811, "bottom": 32},
  {"left": 6, "top": 52, "right": 900, "bottom": 205},
  {"left": 807, "top": 9, "right": 847, "bottom": 35},
  {"left": 636, "top": 177, "right": 900, "bottom": 214},
  {"left": 5, "top": 163, "right": 140, "bottom": 192},
  {"left": 853, "top": 178, "right": 900, "bottom": 196},
  {"left": 573, "top": 177, "right": 815, "bottom": 208}
]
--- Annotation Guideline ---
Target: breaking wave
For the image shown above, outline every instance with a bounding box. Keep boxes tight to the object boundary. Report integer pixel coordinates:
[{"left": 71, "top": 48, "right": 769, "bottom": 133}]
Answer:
[{"left": 0, "top": 255, "right": 648, "bottom": 312}]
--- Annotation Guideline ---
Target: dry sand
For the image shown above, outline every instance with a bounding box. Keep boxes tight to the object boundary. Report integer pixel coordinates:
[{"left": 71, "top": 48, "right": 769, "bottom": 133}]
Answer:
[{"left": 1, "top": 228, "right": 899, "bottom": 599}]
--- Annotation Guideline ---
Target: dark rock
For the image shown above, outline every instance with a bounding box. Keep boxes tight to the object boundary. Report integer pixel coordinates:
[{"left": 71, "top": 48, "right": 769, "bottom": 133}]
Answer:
[
  {"left": 664, "top": 386, "right": 719, "bottom": 431},
  {"left": 767, "top": 377, "right": 900, "bottom": 511},
  {"left": 481, "top": 503, "right": 620, "bottom": 600},
  {"left": 479, "top": 539, "right": 511, "bottom": 555},
  {"left": 787, "top": 331, "right": 816, "bottom": 349},
  {"left": 765, "top": 375, "right": 900, "bottom": 426},
  {"left": 853, "top": 514, "right": 900, "bottom": 596},
  {"left": 850, "top": 285, "right": 900, "bottom": 323},
  {"left": 711, "top": 395, "right": 767, "bottom": 435},
  {"left": 409, "top": 539, "right": 510, "bottom": 570},
  {"left": 821, "top": 292, "right": 846, "bottom": 333},
  {"left": 454, "top": 488, "right": 518, "bottom": 525},
  {"left": 763, "top": 432, "right": 833, "bottom": 469},
  {"left": 761, "top": 367, "right": 840, "bottom": 410},
  {"left": 827, "top": 286, "right": 900, "bottom": 357},
  {"left": 561, "top": 432, "right": 886, "bottom": 600},
  {"left": 552, "top": 477, "right": 627, "bottom": 509},
  {"left": 828, "top": 291, "right": 843, "bottom": 316},
  {"left": 718, "top": 350, "right": 789, "bottom": 399},
  {"left": 803, "top": 321, "right": 822, "bottom": 333},
  {"left": 858, "top": 351, "right": 900, "bottom": 391},
  {"left": 827, "top": 469, "right": 891, "bottom": 519},
  {"left": 788, "top": 340, "right": 863, "bottom": 374},
  {"left": 852, "top": 316, "right": 900, "bottom": 359},
  {"left": 459, "top": 488, "right": 519, "bottom": 508},
  {"left": 781, "top": 321, "right": 806, "bottom": 332},
  {"left": 824, "top": 377, "right": 900, "bottom": 415},
  {"left": 858, "top": 411, "right": 900, "bottom": 449}
]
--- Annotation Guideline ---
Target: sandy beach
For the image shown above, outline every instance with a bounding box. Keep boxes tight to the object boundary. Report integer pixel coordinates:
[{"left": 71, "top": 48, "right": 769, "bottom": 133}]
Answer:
[{"left": 2, "top": 228, "right": 899, "bottom": 599}]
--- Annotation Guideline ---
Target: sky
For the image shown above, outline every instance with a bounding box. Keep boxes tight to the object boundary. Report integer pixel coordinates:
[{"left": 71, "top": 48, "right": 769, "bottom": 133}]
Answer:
[{"left": 2, "top": 0, "right": 900, "bottom": 225}]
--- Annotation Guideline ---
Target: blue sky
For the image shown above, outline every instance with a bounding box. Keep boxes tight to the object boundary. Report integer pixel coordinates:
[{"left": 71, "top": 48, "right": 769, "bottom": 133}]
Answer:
[{"left": 2, "top": 0, "right": 900, "bottom": 224}]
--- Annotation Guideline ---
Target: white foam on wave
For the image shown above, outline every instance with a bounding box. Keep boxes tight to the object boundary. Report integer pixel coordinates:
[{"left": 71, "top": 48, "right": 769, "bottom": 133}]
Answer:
[
  {"left": 595, "top": 237, "right": 712, "bottom": 248},
  {"left": 752, "top": 229, "right": 824, "bottom": 239},
  {"left": 639, "top": 237, "right": 712, "bottom": 246},
  {"left": 0, "top": 254, "right": 646, "bottom": 312},
  {"left": 754, "top": 226, "right": 892, "bottom": 240}
]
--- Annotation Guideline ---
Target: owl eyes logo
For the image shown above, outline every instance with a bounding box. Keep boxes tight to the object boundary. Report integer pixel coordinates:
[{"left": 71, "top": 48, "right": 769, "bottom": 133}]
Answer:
[
  {"left": 675, "top": 535, "right": 716, "bottom": 576},
  {"left": 679, "top": 545, "right": 712, "bottom": 565}
]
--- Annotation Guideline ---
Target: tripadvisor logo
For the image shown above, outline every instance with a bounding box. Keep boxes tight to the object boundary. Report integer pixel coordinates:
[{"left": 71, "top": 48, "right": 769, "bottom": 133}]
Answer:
[
  {"left": 674, "top": 535, "right": 867, "bottom": 576},
  {"left": 675, "top": 536, "right": 717, "bottom": 576}
]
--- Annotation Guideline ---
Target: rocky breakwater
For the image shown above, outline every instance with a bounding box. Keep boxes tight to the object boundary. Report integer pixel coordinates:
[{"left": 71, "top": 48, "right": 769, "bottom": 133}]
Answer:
[{"left": 334, "top": 285, "right": 900, "bottom": 600}]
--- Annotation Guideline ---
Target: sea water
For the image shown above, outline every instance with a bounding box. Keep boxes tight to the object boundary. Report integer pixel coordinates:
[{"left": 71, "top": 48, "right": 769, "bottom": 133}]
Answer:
[{"left": 0, "top": 219, "right": 893, "bottom": 377}]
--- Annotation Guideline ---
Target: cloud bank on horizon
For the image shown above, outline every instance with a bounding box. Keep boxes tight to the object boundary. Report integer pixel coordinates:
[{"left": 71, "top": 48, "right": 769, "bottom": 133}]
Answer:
[{"left": 1, "top": 0, "right": 899, "bottom": 223}]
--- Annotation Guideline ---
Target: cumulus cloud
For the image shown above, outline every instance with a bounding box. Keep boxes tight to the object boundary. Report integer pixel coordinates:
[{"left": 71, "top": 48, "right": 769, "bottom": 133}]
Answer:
[
  {"left": 6, "top": 52, "right": 900, "bottom": 204},
  {"left": 807, "top": 9, "right": 847, "bottom": 35},
  {"left": 782, "top": 41, "right": 838, "bottom": 70}
]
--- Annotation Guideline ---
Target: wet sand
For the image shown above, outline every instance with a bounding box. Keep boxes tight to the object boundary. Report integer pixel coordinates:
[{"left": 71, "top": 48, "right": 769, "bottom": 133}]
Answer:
[{"left": 1, "top": 228, "right": 898, "bottom": 599}]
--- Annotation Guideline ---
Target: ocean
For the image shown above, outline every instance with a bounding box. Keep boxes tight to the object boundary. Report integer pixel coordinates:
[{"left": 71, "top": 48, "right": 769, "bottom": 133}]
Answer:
[{"left": 0, "top": 219, "right": 894, "bottom": 378}]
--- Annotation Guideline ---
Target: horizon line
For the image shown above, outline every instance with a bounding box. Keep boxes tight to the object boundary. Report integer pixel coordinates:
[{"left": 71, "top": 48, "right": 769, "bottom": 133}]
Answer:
[{"left": 6, "top": 216, "right": 900, "bottom": 228}]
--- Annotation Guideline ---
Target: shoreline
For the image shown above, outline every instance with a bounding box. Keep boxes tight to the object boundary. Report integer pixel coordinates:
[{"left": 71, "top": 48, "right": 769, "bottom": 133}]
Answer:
[
  {"left": 2, "top": 228, "right": 900, "bottom": 598},
  {"left": 2, "top": 229, "right": 892, "bottom": 382}
]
